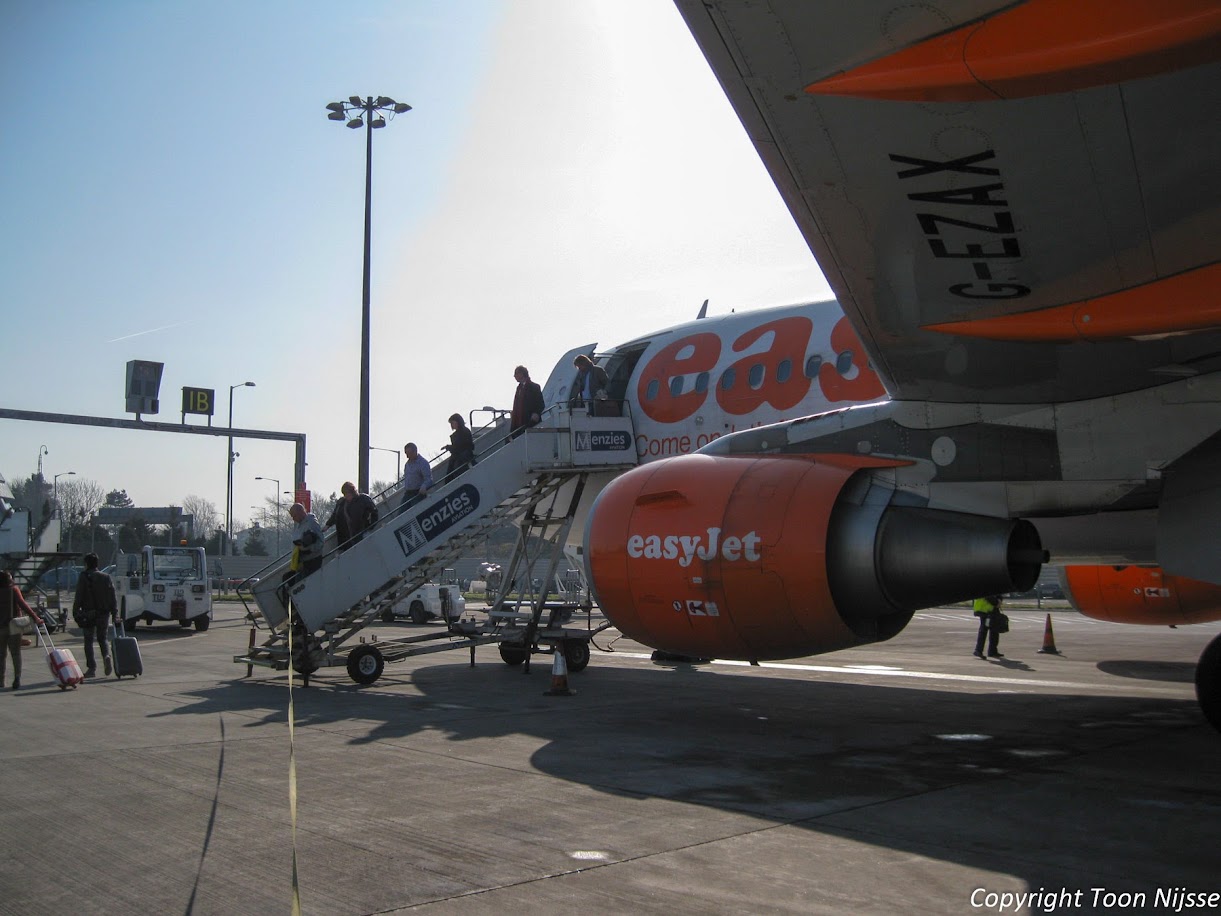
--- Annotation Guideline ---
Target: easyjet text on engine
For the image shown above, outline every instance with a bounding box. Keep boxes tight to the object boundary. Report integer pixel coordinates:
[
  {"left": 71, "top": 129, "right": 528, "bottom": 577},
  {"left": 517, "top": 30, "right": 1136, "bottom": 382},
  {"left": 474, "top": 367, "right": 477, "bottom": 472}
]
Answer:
[{"left": 626, "top": 527, "right": 761, "bottom": 567}]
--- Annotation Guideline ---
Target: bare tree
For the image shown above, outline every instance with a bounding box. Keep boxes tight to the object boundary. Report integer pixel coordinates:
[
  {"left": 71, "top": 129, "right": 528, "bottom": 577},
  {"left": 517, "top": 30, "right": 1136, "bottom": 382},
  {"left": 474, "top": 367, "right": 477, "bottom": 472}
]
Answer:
[
  {"left": 58, "top": 478, "right": 106, "bottom": 527},
  {"left": 181, "top": 495, "right": 219, "bottom": 542}
]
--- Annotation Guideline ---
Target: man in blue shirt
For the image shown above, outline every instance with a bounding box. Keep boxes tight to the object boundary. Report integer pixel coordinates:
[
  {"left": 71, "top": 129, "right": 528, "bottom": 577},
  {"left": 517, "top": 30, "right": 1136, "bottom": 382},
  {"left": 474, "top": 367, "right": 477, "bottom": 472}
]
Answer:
[{"left": 400, "top": 442, "right": 433, "bottom": 510}]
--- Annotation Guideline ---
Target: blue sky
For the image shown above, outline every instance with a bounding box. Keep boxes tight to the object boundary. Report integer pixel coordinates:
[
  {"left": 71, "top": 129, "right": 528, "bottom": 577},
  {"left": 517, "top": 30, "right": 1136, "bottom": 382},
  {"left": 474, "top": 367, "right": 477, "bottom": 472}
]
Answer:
[{"left": 1, "top": 0, "right": 831, "bottom": 531}]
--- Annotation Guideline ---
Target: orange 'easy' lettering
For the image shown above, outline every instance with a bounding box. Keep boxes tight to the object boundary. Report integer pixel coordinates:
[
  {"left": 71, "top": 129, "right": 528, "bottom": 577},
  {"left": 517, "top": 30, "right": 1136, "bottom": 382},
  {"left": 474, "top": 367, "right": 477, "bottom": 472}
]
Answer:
[
  {"left": 637, "top": 332, "right": 721, "bottom": 423},
  {"left": 819, "top": 317, "right": 885, "bottom": 402},
  {"left": 716, "top": 317, "right": 813, "bottom": 416}
]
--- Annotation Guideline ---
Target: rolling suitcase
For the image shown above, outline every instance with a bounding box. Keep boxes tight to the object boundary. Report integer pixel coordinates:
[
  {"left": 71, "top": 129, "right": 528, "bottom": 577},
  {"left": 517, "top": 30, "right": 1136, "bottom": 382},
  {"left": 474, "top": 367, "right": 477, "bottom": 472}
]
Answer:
[
  {"left": 35, "top": 619, "right": 84, "bottom": 690},
  {"left": 109, "top": 620, "right": 143, "bottom": 679}
]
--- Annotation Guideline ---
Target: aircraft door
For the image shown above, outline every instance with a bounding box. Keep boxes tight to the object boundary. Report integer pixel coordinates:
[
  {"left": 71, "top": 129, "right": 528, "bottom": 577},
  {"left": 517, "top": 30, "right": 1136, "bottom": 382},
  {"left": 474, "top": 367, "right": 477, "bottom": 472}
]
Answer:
[
  {"left": 600, "top": 343, "right": 649, "bottom": 415},
  {"left": 541, "top": 343, "right": 597, "bottom": 412}
]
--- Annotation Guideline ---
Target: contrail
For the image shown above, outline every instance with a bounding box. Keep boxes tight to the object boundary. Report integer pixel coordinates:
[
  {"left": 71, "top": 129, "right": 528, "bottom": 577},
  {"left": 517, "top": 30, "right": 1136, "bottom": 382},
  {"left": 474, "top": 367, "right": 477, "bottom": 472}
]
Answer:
[{"left": 107, "top": 321, "right": 185, "bottom": 343}]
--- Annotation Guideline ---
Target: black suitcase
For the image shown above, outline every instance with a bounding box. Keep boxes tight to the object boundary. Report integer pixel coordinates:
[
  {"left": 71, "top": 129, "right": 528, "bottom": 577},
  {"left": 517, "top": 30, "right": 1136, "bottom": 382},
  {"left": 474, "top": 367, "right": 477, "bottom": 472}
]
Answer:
[{"left": 110, "top": 621, "right": 143, "bottom": 679}]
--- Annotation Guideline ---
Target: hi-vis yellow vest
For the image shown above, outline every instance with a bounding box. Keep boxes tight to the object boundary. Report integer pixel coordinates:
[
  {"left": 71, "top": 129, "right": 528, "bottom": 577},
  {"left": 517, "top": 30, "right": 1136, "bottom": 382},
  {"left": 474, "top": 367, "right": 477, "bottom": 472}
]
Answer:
[{"left": 973, "top": 597, "right": 996, "bottom": 615}]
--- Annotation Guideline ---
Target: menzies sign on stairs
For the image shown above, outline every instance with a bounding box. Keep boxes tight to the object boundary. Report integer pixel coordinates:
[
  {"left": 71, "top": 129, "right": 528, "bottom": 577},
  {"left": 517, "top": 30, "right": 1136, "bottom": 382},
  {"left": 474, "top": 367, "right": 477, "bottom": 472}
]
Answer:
[{"left": 395, "top": 485, "right": 480, "bottom": 556}]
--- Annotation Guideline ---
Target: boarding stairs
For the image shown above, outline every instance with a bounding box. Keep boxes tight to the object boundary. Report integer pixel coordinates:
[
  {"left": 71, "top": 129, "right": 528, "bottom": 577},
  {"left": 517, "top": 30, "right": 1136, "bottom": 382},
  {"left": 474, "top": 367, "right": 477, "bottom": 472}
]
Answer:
[
  {"left": 237, "top": 406, "right": 636, "bottom": 678},
  {"left": 1, "top": 512, "right": 75, "bottom": 599}
]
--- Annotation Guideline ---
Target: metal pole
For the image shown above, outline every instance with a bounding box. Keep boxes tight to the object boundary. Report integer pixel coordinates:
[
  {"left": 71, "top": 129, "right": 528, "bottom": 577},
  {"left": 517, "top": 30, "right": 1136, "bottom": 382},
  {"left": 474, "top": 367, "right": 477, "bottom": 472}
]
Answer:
[
  {"left": 358, "top": 96, "right": 374, "bottom": 494},
  {"left": 255, "top": 476, "right": 282, "bottom": 556},
  {"left": 225, "top": 382, "right": 255, "bottom": 556},
  {"left": 226, "top": 389, "right": 234, "bottom": 557}
]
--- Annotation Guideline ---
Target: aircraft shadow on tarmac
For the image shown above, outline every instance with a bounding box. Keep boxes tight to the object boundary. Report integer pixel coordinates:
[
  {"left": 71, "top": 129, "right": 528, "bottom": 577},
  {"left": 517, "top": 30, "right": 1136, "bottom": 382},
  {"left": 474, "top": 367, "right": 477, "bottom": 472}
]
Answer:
[
  {"left": 1096, "top": 659, "right": 1197, "bottom": 683},
  {"left": 142, "top": 658, "right": 1217, "bottom": 897}
]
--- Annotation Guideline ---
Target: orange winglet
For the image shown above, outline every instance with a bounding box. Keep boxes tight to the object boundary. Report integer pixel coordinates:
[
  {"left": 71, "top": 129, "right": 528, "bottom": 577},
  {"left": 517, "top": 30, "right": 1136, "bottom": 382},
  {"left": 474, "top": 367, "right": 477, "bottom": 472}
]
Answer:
[
  {"left": 923, "top": 263, "right": 1221, "bottom": 342},
  {"left": 806, "top": 0, "right": 1221, "bottom": 101}
]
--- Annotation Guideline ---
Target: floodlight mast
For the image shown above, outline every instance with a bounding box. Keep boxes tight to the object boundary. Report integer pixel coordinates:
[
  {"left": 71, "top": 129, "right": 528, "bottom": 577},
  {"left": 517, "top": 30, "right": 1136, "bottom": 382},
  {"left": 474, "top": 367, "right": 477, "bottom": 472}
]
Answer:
[{"left": 324, "top": 94, "right": 412, "bottom": 493}]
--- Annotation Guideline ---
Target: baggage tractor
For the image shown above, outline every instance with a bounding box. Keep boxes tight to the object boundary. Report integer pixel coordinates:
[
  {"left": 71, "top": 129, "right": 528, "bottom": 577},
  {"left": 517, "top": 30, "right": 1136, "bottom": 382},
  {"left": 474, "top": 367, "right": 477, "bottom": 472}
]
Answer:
[
  {"left": 109, "top": 620, "right": 143, "bottom": 679},
  {"left": 34, "top": 619, "right": 84, "bottom": 690}
]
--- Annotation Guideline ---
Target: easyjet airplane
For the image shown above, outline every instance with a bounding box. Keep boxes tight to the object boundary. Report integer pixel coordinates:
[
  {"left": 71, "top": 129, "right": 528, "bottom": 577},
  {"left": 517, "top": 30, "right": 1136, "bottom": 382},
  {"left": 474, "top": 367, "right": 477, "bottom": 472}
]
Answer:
[{"left": 576, "top": 0, "right": 1221, "bottom": 731}]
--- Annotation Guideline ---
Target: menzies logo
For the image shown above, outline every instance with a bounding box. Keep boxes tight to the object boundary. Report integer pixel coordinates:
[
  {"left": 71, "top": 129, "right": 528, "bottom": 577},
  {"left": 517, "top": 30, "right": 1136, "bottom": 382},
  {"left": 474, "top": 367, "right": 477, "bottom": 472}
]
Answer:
[
  {"left": 395, "top": 484, "right": 480, "bottom": 557},
  {"left": 627, "top": 526, "right": 761, "bottom": 568},
  {"left": 575, "top": 429, "right": 631, "bottom": 451}
]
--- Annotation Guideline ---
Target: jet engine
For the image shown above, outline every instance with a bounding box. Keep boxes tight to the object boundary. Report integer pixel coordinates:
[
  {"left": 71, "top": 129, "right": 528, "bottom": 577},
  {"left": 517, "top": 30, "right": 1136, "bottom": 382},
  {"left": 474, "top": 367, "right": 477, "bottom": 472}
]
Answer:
[
  {"left": 585, "top": 453, "right": 1043, "bottom": 661},
  {"left": 1060, "top": 565, "right": 1221, "bottom": 625}
]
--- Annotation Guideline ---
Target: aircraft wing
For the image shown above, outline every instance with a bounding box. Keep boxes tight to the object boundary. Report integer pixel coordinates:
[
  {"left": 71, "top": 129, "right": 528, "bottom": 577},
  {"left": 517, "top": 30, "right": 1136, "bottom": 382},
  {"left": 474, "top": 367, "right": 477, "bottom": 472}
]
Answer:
[{"left": 673, "top": 0, "right": 1221, "bottom": 404}]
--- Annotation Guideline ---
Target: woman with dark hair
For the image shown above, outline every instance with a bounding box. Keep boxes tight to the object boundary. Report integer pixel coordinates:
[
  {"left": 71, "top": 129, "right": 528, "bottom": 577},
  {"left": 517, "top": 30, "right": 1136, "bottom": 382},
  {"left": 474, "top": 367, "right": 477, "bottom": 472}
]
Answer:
[
  {"left": 1, "top": 570, "right": 44, "bottom": 690},
  {"left": 446, "top": 413, "right": 475, "bottom": 477}
]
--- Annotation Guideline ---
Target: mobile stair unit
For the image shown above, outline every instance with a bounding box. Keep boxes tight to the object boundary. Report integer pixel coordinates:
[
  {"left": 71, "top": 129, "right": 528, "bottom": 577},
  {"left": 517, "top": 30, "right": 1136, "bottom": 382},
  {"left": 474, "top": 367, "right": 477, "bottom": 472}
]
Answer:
[{"left": 236, "top": 407, "right": 637, "bottom": 683}]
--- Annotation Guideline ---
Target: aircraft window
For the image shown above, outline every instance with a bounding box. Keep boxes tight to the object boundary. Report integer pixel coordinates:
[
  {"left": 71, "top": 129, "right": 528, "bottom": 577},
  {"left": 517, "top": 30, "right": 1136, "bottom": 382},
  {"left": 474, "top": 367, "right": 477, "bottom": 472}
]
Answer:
[
  {"left": 748, "top": 364, "right": 765, "bottom": 389},
  {"left": 694, "top": 372, "right": 709, "bottom": 394},
  {"left": 646, "top": 379, "right": 659, "bottom": 401},
  {"left": 669, "top": 376, "right": 684, "bottom": 396},
  {"left": 777, "top": 359, "right": 792, "bottom": 383},
  {"left": 720, "top": 367, "right": 736, "bottom": 391},
  {"left": 804, "top": 355, "right": 823, "bottom": 378},
  {"left": 836, "top": 350, "right": 853, "bottom": 374}
]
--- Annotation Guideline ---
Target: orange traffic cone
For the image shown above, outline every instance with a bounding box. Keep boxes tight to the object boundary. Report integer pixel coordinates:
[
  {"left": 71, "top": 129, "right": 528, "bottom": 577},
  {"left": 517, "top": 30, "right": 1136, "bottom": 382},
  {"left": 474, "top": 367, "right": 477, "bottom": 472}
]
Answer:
[
  {"left": 1037, "top": 613, "right": 1061, "bottom": 654},
  {"left": 544, "top": 647, "right": 575, "bottom": 696}
]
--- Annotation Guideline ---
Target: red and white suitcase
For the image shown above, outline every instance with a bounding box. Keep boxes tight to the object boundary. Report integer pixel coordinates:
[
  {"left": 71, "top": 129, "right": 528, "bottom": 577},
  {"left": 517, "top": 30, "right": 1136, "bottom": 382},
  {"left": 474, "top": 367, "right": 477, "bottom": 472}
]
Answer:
[{"left": 35, "top": 619, "right": 84, "bottom": 690}]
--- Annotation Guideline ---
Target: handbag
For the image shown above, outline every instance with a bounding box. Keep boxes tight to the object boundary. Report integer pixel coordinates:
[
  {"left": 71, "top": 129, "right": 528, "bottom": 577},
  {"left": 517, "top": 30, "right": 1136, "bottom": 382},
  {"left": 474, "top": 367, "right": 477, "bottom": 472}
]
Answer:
[
  {"left": 8, "top": 588, "right": 33, "bottom": 635},
  {"left": 996, "top": 612, "right": 1010, "bottom": 634}
]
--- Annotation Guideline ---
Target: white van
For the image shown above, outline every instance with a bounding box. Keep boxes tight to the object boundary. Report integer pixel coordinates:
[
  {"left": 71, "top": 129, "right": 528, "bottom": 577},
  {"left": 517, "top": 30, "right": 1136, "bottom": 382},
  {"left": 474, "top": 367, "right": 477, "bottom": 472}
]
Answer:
[{"left": 383, "top": 569, "right": 465, "bottom": 624}]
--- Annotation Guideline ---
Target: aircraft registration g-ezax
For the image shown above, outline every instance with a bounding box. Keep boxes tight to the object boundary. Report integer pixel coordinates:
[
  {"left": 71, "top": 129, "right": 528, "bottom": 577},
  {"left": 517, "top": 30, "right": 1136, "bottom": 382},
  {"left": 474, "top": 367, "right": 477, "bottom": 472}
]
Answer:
[{"left": 579, "top": 0, "right": 1221, "bottom": 732}]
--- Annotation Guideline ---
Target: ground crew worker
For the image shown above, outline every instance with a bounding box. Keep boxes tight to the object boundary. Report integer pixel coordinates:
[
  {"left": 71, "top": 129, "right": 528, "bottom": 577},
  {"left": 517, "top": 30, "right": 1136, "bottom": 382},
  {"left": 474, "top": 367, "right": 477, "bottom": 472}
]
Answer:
[{"left": 972, "top": 594, "right": 1004, "bottom": 658}]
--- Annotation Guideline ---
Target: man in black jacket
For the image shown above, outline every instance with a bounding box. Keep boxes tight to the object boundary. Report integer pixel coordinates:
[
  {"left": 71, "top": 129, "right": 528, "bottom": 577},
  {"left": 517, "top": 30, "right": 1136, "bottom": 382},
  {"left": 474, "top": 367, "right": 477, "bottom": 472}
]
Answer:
[
  {"left": 340, "top": 481, "right": 378, "bottom": 546},
  {"left": 510, "top": 365, "right": 544, "bottom": 437},
  {"left": 325, "top": 481, "right": 378, "bottom": 551},
  {"left": 72, "top": 553, "right": 117, "bottom": 677}
]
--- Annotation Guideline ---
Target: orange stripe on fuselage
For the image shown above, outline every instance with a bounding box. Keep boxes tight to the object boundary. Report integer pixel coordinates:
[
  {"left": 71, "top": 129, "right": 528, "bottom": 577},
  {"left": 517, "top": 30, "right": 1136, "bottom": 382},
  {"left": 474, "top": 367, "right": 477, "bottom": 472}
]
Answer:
[
  {"left": 923, "top": 263, "right": 1221, "bottom": 342},
  {"left": 806, "top": 0, "right": 1221, "bottom": 102}
]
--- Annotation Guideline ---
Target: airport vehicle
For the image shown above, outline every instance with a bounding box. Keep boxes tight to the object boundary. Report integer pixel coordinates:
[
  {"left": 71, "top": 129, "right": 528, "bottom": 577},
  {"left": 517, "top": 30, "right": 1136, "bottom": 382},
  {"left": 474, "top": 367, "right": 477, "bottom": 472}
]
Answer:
[
  {"left": 581, "top": 1, "right": 1221, "bottom": 729},
  {"left": 383, "top": 571, "right": 466, "bottom": 624},
  {"left": 114, "top": 546, "right": 214, "bottom": 631}
]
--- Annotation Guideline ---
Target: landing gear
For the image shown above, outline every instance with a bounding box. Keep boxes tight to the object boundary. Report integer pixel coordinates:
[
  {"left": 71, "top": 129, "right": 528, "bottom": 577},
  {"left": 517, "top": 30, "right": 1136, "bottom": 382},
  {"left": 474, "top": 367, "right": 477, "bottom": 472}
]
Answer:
[
  {"left": 346, "top": 645, "right": 385, "bottom": 685},
  {"left": 1196, "top": 632, "right": 1221, "bottom": 734}
]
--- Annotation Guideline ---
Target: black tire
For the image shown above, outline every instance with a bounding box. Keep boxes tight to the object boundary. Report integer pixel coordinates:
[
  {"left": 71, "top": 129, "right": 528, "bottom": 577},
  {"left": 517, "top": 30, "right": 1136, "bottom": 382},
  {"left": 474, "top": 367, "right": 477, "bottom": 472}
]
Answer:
[
  {"left": 193, "top": 616, "right": 210, "bottom": 632},
  {"left": 1195, "top": 631, "right": 1221, "bottom": 734},
  {"left": 347, "top": 645, "right": 385, "bottom": 685},
  {"left": 381, "top": 607, "right": 395, "bottom": 623},
  {"left": 563, "top": 639, "right": 590, "bottom": 673},
  {"left": 409, "top": 601, "right": 428, "bottom": 625},
  {"left": 499, "top": 643, "right": 528, "bottom": 666}
]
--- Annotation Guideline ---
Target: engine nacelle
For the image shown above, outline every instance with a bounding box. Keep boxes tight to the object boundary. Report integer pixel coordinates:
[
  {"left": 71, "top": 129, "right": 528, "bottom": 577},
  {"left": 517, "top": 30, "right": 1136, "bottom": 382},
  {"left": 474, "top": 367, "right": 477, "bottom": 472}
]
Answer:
[
  {"left": 1061, "top": 565, "right": 1221, "bottom": 625},
  {"left": 585, "top": 453, "right": 1042, "bottom": 661}
]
